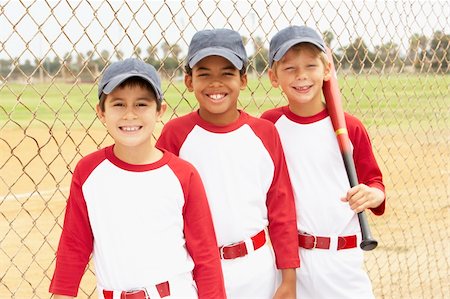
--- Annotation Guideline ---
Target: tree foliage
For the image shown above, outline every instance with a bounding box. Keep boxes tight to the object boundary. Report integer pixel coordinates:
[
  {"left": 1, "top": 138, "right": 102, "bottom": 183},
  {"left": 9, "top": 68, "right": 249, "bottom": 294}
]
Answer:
[{"left": 1, "top": 30, "right": 448, "bottom": 82}]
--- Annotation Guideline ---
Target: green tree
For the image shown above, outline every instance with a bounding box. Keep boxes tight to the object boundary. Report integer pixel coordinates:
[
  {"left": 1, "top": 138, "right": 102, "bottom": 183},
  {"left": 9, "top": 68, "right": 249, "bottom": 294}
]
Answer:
[
  {"left": 76, "top": 52, "right": 85, "bottom": 71},
  {"left": 251, "top": 36, "right": 269, "bottom": 74},
  {"left": 407, "top": 33, "right": 427, "bottom": 66},
  {"left": 145, "top": 45, "right": 160, "bottom": 70},
  {"left": 0, "top": 59, "right": 12, "bottom": 78},
  {"left": 160, "top": 42, "right": 182, "bottom": 77},
  {"left": 42, "top": 56, "right": 61, "bottom": 76},
  {"left": 21, "top": 59, "right": 34, "bottom": 77},
  {"left": 409, "top": 34, "right": 428, "bottom": 71},
  {"left": 75, "top": 52, "right": 92, "bottom": 82},
  {"left": 84, "top": 50, "right": 98, "bottom": 82},
  {"left": 323, "top": 30, "right": 334, "bottom": 47},
  {"left": 34, "top": 58, "right": 44, "bottom": 82},
  {"left": 134, "top": 46, "right": 142, "bottom": 58},
  {"left": 374, "top": 42, "right": 399, "bottom": 70},
  {"left": 98, "top": 50, "right": 110, "bottom": 71},
  {"left": 341, "top": 37, "right": 370, "bottom": 72},
  {"left": 429, "top": 31, "right": 449, "bottom": 72},
  {"left": 171, "top": 43, "right": 182, "bottom": 59},
  {"left": 116, "top": 50, "right": 124, "bottom": 60},
  {"left": 62, "top": 52, "right": 73, "bottom": 81}
]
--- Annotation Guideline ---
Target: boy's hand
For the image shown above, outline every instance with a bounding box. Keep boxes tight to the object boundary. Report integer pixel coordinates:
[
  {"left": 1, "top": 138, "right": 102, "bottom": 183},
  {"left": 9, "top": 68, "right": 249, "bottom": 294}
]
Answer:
[
  {"left": 273, "top": 284, "right": 296, "bottom": 299},
  {"left": 341, "top": 184, "right": 385, "bottom": 213},
  {"left": 273, "top": 268, "right": 296, "bottom": 299}
]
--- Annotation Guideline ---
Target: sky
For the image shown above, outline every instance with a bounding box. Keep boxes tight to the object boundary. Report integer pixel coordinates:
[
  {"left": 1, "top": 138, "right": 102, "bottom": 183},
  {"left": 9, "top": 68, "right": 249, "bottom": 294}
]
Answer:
[{"left": 0, "top": 0, "right": 448, "bottom": 62}]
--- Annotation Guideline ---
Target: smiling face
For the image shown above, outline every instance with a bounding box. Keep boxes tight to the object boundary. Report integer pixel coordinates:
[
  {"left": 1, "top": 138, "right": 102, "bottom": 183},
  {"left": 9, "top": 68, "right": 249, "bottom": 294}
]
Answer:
[
  {"left": 185, "top": 55, "right": 247, "bottom": 126},
  {"left": 96, "top": 83, "right": 166, "bottom": 162},
  {"left": 269, "top": 43, "right": 331, "bottom": 116}
]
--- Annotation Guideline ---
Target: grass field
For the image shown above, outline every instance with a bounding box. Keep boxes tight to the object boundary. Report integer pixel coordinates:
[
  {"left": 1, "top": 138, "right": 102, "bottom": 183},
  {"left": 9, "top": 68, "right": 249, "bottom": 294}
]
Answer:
[
  {"left": 1, "top": 73, "right": 449, "bottom": 298},
  {"left": 2, "top": 74, "right": 449, "bottom": 129}
]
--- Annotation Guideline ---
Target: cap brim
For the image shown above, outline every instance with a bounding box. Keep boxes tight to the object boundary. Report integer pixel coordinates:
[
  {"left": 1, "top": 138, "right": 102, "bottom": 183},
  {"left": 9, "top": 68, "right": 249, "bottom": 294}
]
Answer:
[
  {"left": 272, "top": 38, "right": 326, "bottom": 65},
  {"left": 99, "top": 73, "right": 163, "bottom": 101},
  {"left": 188, "top": 47, "right": 243, "bottom": 70}
]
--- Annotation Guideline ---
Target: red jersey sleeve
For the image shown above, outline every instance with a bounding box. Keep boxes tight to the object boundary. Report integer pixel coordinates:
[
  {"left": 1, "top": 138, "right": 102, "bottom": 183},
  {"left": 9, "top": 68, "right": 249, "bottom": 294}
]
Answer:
[
  {"left": 156, "top": 113, "right": 196, "bottom": 155},
  {"left": 249, "top": 118, "right": 300, "bottom": 269},
  {"left": 346, "top": 113, "right": 386, "bottom": 215},
  {"left": 260, "top": 107, "right": 284, "bottom": 124},
  {"left": 168, "top": 155, "right": 226, "bottom": 299},
  {"left": 49, "top": 157, "right": 98, "bottom": 296}
]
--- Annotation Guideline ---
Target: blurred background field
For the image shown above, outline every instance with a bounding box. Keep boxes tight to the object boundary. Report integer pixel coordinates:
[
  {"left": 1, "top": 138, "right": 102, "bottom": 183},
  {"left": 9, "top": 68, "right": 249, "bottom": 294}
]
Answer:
[{"left": 2, "top": 74, "right": 448, "bottom": 127}]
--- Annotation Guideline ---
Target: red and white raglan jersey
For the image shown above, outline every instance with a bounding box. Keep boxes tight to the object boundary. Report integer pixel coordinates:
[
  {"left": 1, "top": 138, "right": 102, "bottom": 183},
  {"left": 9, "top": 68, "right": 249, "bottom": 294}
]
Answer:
[
  {"left": 261, "top": 107, "right": 385, "bottom": 236},
  {"left": 156, "top": 110, "right": 300, "bottom": 269},
  {"left": 49, "top": 145, "right": 225, "bottom": 298}
]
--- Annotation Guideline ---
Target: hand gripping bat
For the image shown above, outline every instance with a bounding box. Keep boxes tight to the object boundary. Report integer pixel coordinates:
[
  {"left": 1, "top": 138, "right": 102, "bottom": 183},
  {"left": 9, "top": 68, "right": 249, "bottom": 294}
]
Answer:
[{"left": 322, "top": 47, "right": 378, "bottom": 251}]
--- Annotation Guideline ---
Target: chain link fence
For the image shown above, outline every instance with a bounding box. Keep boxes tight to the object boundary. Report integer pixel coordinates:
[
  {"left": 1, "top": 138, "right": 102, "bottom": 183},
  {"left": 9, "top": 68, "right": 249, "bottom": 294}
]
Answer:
[{"left": 0, "top": 0, "right": 449, "bottom": 298}]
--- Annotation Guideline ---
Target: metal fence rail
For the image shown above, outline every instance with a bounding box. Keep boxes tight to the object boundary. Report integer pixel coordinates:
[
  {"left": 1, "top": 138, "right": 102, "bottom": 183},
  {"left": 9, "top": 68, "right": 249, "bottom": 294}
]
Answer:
[{"left": 0, "top": 1, "right": 449, "bottom": 298}]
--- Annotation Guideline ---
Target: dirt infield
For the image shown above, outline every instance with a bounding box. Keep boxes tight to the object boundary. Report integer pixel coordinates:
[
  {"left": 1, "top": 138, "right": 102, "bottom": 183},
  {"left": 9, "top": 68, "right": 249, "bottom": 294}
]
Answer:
[{"left": 0, "top": 124, "right": 448, "bottom": 298}]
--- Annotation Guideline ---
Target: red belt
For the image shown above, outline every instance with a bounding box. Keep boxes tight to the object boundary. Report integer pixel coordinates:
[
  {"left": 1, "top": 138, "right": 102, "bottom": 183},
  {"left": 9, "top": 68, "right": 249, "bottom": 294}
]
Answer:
[
  {"left": 298, "top": 233, "right": 357, "bottom": 250},
  {"left": 103, "top": 281, "right": 170, "bottom": 299},
  {"left": 219, "top": 229, "right": 266, "bottom": 259}
]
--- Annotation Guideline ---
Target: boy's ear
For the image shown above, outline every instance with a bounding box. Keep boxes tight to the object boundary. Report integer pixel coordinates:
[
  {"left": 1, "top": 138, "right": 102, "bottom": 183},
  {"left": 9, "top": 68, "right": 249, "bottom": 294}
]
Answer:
[
  {"left": 268, "top": 69, "right": 279, "bottom": 88},
  {"left": 96, "top": 104, "right": 105, "bottom": 123},
  {"left": 157, "top": 101, "right": 167, "bottom": 122},
  {"left": 323, "top": 61, "right": 332, "bottom": 81},
  {"left": 184, "top": 74, "right": 194, "bottom": 92},
  {"left": 240, "top": 73, "right": 248, "bottom": 90}
]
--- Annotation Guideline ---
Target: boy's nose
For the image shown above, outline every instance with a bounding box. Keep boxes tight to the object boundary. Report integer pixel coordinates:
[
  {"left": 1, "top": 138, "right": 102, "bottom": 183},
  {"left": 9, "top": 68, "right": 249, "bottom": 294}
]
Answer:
[
  {"left": 296, "top": 70, "right": 307, "bottom": 80},
  {"left": 123, "top": 107, "right": 138, "bottom": 119},
  {"left": 209, "top": 80, "right": 223, "bottom": 87}
]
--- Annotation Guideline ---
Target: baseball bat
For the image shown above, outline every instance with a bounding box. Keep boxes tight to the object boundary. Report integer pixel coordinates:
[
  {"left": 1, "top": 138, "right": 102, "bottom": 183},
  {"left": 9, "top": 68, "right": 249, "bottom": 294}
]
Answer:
[{"left": 322, "top": 47, "right": 378, "bottom": 251}]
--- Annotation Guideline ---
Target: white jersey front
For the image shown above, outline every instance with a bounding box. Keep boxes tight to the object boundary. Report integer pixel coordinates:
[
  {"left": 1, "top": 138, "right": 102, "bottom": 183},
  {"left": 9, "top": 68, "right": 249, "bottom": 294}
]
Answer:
[
  {"left": 157, "top": 110, "right": 300, "bottom": 298},
  {"left": 275, "top": 111, "right": 359, "bottom": 235},
  {"left": 262, "top": 106, "right": 385, "bottom": 299}
]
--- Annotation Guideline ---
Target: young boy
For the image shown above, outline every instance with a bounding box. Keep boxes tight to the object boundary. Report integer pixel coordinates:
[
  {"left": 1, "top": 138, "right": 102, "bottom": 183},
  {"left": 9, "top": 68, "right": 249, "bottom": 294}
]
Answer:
[
  {"left": 156, "top": 29, "right": 300, "bottom": 298},
  {"left": 262, "top": 25, "right": 386, "bottom": 299},
  {"left": 49, "top": 58, "right": 226, "bottom": 299}
]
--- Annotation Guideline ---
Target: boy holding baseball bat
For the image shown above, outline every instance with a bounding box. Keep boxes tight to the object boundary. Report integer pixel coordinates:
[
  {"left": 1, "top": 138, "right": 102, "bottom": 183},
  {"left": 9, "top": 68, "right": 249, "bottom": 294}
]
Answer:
[
  {"left": 156, "top": 28, "right": 299, "bottom": 298},
  {"left": 49, "top": 58, "right": 226, "bottom": 299},
  {"left": 261, "top": 25, "right": 385, "bottom": 298}
]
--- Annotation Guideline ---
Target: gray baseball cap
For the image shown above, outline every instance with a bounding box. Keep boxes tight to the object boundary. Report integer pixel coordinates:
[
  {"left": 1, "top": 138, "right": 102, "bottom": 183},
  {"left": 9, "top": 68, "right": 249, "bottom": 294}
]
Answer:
[
  {"left": 98, "top": 58, "right": 163, "bottom": 102},
  {"left": 186, "top": 28, "right": 248, "bottom": 70},
  {"left": 269, "top": 25, "right": 326, "bottom": 67}
]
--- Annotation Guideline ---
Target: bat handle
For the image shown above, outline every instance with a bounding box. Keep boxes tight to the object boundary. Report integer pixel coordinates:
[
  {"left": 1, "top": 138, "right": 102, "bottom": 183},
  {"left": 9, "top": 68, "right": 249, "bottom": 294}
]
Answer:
[
  {"left": 342, "top": 151, "right": 378, "bottom": 251},
  {"left": 358, "top": 211, "right": 378, "bottom": 251}
]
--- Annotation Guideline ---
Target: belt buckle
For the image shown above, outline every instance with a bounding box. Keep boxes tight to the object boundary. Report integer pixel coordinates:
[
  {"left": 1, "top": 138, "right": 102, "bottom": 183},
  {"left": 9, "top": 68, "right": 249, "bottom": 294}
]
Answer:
[
  {"left": 312, "top": 235, "right": 317, "bottom": 249},
  {"left": 219, "top": 241, "right": 246, "bottom": 259},
  {"left": 338, "top": 236, "right": 346, "bottom": 249},
  {"left": 121, "top": 288, "right": 149, "bottom": 299},
  {"left": 304, "top": 233, "right": 317, "bottom": 249},
  {"left": 219, "top": 245, "right": 226, "bottom": 259}
]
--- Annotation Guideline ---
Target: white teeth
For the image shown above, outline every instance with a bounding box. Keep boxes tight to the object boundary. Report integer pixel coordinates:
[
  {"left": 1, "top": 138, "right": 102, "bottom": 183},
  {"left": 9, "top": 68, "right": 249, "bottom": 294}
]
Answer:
[
  {"left": 208, "top": 93, "right": 226, "bottom": 100},
  {"left": 295, "top": 86, "right": 310, "bottom": 91},
  {"left": 121, "top": 126, "right": 140, "bottom": 132}
]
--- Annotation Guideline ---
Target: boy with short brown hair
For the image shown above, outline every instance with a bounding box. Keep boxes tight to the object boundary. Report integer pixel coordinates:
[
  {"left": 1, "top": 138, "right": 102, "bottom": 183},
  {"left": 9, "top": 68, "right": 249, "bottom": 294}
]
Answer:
[
  {"left": 49, "top": 58, "right": 226, "bottom": 299},
  {"left": 262, "top": 25, "right": 385, "bottom": 299}
]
